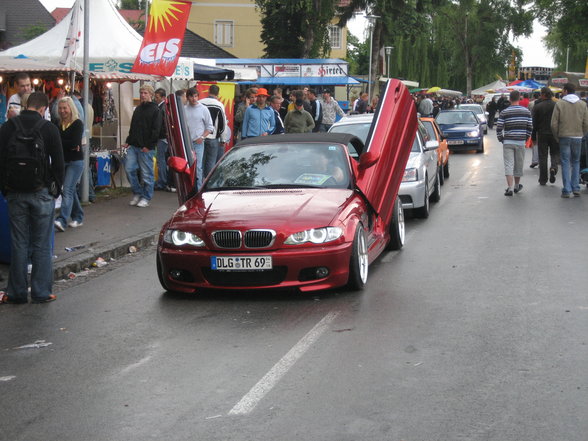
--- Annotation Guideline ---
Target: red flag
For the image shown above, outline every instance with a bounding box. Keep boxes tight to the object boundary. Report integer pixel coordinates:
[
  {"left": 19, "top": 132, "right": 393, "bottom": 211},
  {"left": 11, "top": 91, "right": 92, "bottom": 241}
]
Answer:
[{"left": 131, "top": 0, "right": 192, "bottom": 76}]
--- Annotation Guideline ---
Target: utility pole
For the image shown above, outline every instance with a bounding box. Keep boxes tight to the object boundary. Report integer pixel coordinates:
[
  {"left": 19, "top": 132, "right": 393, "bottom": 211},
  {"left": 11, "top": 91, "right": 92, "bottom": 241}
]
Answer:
[
  {"left": 385, "top": 46, "right": 393, "bottom": 79},
  {"left": 366, "top": 15, "right": 380, "bottom": 99}
]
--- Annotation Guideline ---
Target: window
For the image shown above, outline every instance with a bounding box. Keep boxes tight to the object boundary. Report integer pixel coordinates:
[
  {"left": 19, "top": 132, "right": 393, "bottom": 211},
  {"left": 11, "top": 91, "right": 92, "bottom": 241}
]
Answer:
[
  {"left": 328, "top": 25, "right": 341, "bottom": 49},
  {"left": 214, "top": 20, "right": 234, "bottom": 47}
]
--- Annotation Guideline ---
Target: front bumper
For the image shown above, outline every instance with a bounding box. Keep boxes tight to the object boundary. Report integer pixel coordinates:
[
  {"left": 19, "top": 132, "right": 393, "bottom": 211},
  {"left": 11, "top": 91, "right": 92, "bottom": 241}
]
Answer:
[
  {"left": 399, "top": 179, "right": 427, "bottom": 209},
  {"left": 446, "top": 137, "right": 482, "bottom": 151},
  {"left": 157, "top": 241, "right": 354, "bottom": 293}
]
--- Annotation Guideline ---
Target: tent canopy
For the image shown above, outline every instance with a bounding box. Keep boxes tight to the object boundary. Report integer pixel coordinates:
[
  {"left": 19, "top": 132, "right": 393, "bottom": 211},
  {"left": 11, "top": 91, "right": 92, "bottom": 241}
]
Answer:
[
  {"left": 0, "top": 0, "right": 148, "bottom": 80},
  {"left": 471, "top": 80, "right": 507, "bottom": 95}
]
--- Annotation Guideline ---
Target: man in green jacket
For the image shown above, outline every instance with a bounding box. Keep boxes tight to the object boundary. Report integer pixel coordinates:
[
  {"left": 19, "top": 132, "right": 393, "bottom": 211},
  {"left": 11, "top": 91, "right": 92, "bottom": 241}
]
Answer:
[
  {"left": 551, "top": 83, "right": 588, "bottom": 197},
  {"left": 284, "top": 99, "right": 314, "bottom": 133}
]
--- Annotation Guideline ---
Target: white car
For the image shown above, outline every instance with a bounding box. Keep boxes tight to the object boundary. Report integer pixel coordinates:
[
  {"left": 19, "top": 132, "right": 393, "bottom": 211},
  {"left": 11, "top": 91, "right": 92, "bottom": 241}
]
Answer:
[
  {"left": 457, "top": 103, "right": 488, "bottom": 134},
  {"left": 330, "top": 114, "right": 440, "bottom": 218}
]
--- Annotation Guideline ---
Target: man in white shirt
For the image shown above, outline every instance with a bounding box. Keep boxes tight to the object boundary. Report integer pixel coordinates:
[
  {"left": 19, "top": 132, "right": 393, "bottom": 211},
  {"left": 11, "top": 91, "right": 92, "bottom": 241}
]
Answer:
[
  {"left": 184, "top": 87, "right": 214, "bottom": 190},
  {"left": 198, "top": 84, "right": 229, "bottom": 177}
]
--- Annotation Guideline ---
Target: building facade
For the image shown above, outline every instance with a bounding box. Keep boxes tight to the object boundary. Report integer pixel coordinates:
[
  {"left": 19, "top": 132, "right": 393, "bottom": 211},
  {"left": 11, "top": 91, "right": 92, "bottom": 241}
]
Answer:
[{"left": 187, "top": 0, "right": 347, "bottom": 59}]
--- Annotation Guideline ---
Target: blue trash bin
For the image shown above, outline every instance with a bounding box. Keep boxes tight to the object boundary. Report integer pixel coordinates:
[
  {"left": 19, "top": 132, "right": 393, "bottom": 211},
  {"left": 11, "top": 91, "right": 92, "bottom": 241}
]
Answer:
[{"left": 0, "top": 193, "right": 11, "bottom": 264}]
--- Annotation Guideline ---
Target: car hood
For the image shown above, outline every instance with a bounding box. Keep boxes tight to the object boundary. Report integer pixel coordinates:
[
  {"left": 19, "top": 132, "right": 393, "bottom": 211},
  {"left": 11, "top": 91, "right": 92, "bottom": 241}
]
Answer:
[
  {"left": 405, "top": 151, "right": 423, "bottom": 169},
  {"left": 168, "top": 189, "right": 354, "bottom": 233}
]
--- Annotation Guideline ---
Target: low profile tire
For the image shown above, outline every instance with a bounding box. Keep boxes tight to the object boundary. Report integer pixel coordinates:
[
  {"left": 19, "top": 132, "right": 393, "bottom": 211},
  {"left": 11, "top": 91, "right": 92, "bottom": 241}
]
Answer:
[
  {"left": 387, "top": 197, "right": 405, "bottom": 251},
  {"left": 443, "top": 160, "right": 450, "bottom": 179},
  {"left": 347, "top": 225, "right": 368, "bottom": 290},
  {"left": 438, "top": 164, "right": 445, "bottom": 186},
  {"left": 477, "top": 140, "right": 485, "bottom": 153},
  {"left": 430, "top": 170, "right": 441, "bottom": 203},
  {"left": 414, "top": 180, "right": 430, "bottom": 219}
]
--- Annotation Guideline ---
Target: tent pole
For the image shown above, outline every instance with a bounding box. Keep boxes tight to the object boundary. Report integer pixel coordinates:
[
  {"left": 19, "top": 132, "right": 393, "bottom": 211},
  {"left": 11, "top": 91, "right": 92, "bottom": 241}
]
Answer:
[{"left": 81, "top": 0, "right": 90, "bottom": 203}]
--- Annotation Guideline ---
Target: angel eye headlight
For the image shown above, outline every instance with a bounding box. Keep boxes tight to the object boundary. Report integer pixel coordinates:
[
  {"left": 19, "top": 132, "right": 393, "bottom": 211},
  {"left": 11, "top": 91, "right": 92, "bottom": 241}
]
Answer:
[
  {"left": 163, "top": 229, "right": 205, "bottom": 247},
  {"left": 285, "top": 227, "right": 343, "bottom": 245}
]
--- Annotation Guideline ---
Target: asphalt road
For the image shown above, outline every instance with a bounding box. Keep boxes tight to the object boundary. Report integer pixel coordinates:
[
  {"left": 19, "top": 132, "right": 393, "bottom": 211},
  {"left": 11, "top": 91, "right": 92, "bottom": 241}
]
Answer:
[{"left": 1, "top": 131, "right": 587, "bottom": 441}]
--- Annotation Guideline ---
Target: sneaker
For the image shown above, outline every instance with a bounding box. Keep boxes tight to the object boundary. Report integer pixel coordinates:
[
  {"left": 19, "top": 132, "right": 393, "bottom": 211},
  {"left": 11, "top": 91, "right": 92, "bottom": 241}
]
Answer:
[
  {"left": 504, "top": 188, "right": 513, "bottom": 196},
  {"left": 561, "top": 193, "right": 572, "bottom": 198},
  {"left": 54, "top": 220, "right": 65, "bottom": 232},
  {"left": 129, "top": 195, "right": 141, "bottom": 206},
  {"left": 514, "top": 184, "right": 523, "bottom": 194},
  {"left": 573, "top": 191, "right": 581, "bottom": 197},
  {"left": 529, "top": 163, "right": 538, "bottom": 168},
  {"left": 68, "top": 220, "right": 83, "bottom": 228},
  {"left": 549, "top": 168, "right": 556, "bottom": 183},
  {"left": 136, "top": 198, "right": 150, "bottom": 208}
]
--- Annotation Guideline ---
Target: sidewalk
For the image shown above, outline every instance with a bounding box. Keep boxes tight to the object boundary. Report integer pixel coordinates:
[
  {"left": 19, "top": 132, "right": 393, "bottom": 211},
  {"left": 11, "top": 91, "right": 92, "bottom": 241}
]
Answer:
[{"left": 0, "top": 190, "right": 180, "bottom": 288}]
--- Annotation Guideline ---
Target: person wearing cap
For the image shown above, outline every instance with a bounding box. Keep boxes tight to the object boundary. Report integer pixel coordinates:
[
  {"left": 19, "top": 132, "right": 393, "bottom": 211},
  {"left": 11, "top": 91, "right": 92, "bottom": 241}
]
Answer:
[
  {"left": 241, "top": 88, "right": 275, "bottom": 139},
  {"left": 284, "top": 98, "right": 315, "bottom": 133}
]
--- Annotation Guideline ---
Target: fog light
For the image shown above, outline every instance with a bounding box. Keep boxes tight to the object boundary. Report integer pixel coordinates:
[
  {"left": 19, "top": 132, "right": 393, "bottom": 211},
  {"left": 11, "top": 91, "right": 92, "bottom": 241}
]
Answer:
[
  {"left": 315, "top": 267, "right": 329, "bottom": 278},
  {"left": 170, "top": 269, "right": 182, "bottom": 280}
]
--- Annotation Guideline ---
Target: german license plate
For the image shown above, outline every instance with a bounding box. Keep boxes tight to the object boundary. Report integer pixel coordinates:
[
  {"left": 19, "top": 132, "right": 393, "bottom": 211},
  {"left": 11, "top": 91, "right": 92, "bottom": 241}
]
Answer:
[
  {"left": 447, "top": 140, "right": 464, "bottom": 145},
  {"left": 211, "top": 256, "right": 272, "bottom": 271}
]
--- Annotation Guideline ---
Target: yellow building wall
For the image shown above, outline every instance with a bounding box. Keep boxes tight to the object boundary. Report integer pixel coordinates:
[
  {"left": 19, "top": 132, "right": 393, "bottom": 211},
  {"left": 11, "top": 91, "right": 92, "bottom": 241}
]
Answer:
[{"left": 187, "top": 0, "right": 347, "bottom": 59}]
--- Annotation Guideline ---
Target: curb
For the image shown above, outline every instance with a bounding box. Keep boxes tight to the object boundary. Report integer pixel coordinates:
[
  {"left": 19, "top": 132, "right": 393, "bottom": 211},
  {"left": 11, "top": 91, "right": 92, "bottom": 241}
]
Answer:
[{"left": 52, "top": 228, "right": 161, "bottom": 280}]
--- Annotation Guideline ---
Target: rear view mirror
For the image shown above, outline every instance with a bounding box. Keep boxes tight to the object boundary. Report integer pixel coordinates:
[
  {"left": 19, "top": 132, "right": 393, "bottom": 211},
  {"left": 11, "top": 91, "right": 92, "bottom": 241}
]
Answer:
[
  {"left": 168, "top": 156, "right": 190, "bottom": 174},
  {"left": 425, "top": 140, "right": 439, "bottom": 151},
  {"left": 358, "top": 151, "right": 379, "bottom": 170}
]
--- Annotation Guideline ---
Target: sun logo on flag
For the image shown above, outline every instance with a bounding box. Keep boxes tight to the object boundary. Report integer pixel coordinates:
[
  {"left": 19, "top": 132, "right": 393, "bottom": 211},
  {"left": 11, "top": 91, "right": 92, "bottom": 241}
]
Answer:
[{"left": 148, "top": 0, "right": 187, "bottom": 33}]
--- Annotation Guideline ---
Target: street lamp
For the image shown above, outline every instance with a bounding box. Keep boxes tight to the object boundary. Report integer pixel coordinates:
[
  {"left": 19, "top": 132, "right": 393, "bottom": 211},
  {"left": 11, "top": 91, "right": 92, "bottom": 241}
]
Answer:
[
  {"left": 366, "top": 15, "right": 380, "bottom": 100},
  {"left": 384, "top": 46, "right": 393, "bottom": 79}
]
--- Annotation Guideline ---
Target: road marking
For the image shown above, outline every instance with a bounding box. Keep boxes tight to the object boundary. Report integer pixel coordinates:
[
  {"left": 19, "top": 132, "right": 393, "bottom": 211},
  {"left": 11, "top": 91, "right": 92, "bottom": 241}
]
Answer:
[
  {"left": 0, "top": 376, "right": 16, "bottom": 382},
  {"left": 228, "top": 310, "right": 340, "bottom": 415},
  {"left": 119, "top": 355, "right": 152, "bottom": 375}
]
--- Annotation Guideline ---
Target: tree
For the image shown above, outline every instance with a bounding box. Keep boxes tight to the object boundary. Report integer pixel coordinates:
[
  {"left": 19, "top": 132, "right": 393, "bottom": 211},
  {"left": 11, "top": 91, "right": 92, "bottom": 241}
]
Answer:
[
  {"left": 533, "top": 0, "right": 588, "bottom": 71},
  {"left": 20, "top": 24, "right": 47, "bottom": 42},
  {"left": 119, "top": 0, "right": 146, "bottom": 9},
  {"left": 255, "top": 0, "right": 339, "bottom": 58}
]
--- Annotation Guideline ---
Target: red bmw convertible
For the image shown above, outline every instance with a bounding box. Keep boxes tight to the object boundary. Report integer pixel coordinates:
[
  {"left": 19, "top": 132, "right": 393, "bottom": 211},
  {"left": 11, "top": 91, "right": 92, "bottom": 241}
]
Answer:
[{"left": 157, "top": 79, "right": 417, "bottom": 293}]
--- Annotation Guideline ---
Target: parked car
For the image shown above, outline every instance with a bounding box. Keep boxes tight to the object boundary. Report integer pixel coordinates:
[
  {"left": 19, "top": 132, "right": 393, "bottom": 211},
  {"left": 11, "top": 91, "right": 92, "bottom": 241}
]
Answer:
[
  {"left": 457, "top": 103, "right": 488, "bottom": 133},
  {"left": 435, "top": 110, "right": 485, "bottom": 153},
  {"left": 420, "top": 116, "right": 450, "bottom": 185},
  {"left": 157, "top": 80, "right": 417, "bottom": 294},
  {"left": 330, "top": 114, "right": 441, "bottom": 218}
]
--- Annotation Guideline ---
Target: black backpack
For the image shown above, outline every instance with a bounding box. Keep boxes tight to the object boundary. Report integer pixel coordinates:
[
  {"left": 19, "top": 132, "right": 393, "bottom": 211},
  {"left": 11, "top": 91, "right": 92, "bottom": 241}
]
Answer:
[{"left": 1, "top": 117, "right": 49, "bottom": 193}]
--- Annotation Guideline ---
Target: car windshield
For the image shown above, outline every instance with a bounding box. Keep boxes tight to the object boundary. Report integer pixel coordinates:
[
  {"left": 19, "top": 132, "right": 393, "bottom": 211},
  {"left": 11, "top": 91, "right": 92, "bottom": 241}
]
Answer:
[
  {"left": 436, "top": 111, "right": 478, "bottom": 125},
  {"left": 329, "top": 122, "right": 372, "bottom": 144},
  {"left": 205, "top": 143, "right": 351, "bottom": 190}
]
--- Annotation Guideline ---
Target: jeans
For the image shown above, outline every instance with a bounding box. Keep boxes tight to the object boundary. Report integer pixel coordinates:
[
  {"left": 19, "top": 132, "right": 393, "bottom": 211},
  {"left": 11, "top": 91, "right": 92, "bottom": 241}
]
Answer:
[
  {"left": 56, "top": 160, "right": 84, "bottom": 228},
  {"left": 559, "top": 137, "right": 582, "bottom": 194},
  {"left": 6, "top": 188, "right": 55, "bottom": 302},
  {"left": 155, "top": 139, "right": 168, "bottom": 189},
  {"left": 125, "top": 145, "right": 156, "bottom": 201},
  {"left": 203, "top": 138, "right": 223, "bottom": 178},
  {"left": 190, "top": 140, "right": 204, "bottom": 190}
]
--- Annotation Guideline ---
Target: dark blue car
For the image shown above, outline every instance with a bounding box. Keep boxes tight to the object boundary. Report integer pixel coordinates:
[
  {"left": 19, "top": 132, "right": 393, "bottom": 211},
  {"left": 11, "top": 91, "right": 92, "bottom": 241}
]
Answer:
[{"left": 435, "top": 110, "right": 484, "bottom": 153}]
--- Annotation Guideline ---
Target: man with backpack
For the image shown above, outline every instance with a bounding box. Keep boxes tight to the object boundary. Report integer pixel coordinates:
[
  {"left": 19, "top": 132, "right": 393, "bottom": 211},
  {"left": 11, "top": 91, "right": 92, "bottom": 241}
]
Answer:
[{"left": 0, "top": 92, "right": 64, "bottom": 304}]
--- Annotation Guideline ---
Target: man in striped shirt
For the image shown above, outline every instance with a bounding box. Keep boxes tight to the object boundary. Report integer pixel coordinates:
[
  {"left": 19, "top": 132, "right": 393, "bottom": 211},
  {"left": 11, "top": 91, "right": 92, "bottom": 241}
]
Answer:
[{"left": 496, "top": 90, "right": 533, "bottom": 196}]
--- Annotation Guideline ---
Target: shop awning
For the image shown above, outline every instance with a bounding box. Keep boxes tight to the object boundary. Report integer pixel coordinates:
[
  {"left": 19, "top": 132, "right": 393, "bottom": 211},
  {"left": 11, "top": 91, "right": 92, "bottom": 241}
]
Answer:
[
  {"left": 89, "top": 71, "right": 163, "bottom": 82},
  {"left": 237, "top": 76, "right": 362, "bottom": 86},
  {"left": 194, "top": 63, "right": 235, "bottom": 81}
]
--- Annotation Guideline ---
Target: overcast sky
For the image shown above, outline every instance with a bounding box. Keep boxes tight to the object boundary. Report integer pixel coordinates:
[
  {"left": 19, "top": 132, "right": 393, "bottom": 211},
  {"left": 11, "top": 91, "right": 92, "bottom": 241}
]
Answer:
[{"left": 39, "top": 0, "right": 554, "bottom": 68}]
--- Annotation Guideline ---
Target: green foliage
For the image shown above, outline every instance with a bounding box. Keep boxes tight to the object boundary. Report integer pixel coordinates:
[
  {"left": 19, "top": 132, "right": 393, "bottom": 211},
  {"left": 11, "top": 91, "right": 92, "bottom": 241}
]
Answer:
[
  {"left": 255, "top": 0, "right": 338, "bottom": 58},
  {"left": 345, "top": 32, "right": 369, "bottom": 75},
  {"left": 119, "top": 0, "right": 146, "bottom": 9},
  {"left": 20, "top": 24, "right": 47, "bottom": 42},
  {"left": 534, "top": 0, "right": 588, "bottom": 71}
]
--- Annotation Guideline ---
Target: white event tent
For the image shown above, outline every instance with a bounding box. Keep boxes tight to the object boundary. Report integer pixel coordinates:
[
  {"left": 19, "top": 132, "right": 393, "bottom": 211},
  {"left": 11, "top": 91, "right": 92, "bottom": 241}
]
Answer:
[{"left": 471, "top": 80, "right": 507, "bottom": 96}]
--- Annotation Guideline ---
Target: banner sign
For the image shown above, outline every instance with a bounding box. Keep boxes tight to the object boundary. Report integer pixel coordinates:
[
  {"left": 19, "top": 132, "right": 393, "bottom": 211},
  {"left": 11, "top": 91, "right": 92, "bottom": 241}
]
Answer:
[
  {"left": 131, "top": 0, "right": 192, "bottom": 76},
  {"left": 551, "top": 77, "right": 568, "bottom": 85},
  {"left": 59, "top": 0, "right": 83, "bottom": 67},
  {"left": 578, "top": 79, "right": 588, "bottom": 87}
]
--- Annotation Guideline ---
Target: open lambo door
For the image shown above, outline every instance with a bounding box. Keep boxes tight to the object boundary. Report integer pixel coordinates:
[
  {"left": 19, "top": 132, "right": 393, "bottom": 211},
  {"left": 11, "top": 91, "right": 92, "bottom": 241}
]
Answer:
[
  {"left": 165, "top": 93, "right": 196, "bottom": 205},
  {"left": 356, "top": 79, "right": 417, "bottom": 228}
]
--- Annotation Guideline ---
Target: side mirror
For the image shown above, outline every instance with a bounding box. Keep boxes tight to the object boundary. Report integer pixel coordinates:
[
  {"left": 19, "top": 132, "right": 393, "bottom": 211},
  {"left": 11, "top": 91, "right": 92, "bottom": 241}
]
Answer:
[
  {"left": 424, "top": 140, "right": 439, "bottom": 151},
  {"left": 168, "top": 156, "right": 190, "bottom": 174},
  {"left": 358, "top": 151, "right": 379, "bottom": 170}
]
